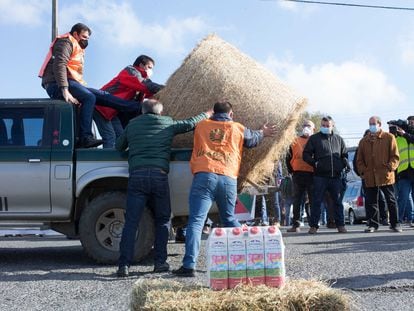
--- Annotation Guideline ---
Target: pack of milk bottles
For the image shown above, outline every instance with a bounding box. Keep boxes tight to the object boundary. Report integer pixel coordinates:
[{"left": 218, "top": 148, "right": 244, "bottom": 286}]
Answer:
[{"left": 206, "top": 225, "right": 285, "bottom": 290}]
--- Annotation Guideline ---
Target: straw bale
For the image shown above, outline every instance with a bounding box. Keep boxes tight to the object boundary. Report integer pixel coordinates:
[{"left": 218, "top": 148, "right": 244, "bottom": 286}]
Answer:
[
  {"left": 156, "top": 34, "right": 307, "bottom": 190},
  {"left": 130, "top": 279, "right": 351, "bottom": 311}
]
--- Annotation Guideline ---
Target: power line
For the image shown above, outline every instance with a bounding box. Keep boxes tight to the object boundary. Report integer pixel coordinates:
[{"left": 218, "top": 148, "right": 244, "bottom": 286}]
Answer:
[{"left": 277, "top": 0, "right": 414, "bottom": 11}]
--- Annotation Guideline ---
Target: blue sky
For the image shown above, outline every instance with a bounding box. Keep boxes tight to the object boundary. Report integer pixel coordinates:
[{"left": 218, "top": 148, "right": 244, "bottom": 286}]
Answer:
[{"left": 2, "top": 0, "right": 414, "bottom": 146}]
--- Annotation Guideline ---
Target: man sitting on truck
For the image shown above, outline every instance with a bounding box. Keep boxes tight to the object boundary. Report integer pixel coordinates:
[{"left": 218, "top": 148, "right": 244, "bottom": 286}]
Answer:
[
  {"left": 94, "top": 55, "right": 164, "bottom": 148},
  {"left": 39, "top": 23, "right": 143, "bottom": 148},
  {"left": 115, "top": 99, "right": 212, "bottom": 277},
  {"left": 172, "top": 101, "right": 277, "bottom": 277}
]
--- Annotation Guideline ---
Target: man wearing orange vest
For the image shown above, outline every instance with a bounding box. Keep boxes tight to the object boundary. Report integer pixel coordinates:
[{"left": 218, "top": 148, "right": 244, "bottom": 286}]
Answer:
[
  {"left": 39, "top": 23, "right": 140, "bottom": 148},
  {"left": 173, "top": 101, "right": 276, "bottom": 277},
  {"left": 286, "top": 120, "right": 315, "bottom": 232}
]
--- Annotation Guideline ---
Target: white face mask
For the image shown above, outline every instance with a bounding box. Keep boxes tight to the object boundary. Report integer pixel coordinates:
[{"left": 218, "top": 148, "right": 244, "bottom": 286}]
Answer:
[
  {"left": 302, "top": 127, "right": 313, "bottom": 137},
  {"left": 146, "top": 68, "right": 153, "bottom": 78}
]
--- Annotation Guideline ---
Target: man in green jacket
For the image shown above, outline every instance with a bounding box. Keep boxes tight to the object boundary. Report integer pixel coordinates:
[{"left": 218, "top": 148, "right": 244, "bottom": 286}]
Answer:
[{"left": 115, "top": 99, "right": 212, "bottom": 277}]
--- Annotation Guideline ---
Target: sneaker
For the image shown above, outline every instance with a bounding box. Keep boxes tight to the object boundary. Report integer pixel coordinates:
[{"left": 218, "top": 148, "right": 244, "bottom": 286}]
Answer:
[
  {"left": 172, "top": 266, "right": 195, "bottom": 277},
  {"left": 154, "top": 262, "right": 170, "bottom": 273},
  {"left": 308, "top": 227, "right": 318, "bottom": 234},
  {"left": 390, "top": 225, "right": 403, "bottom": 233},
  {"left": 116, "top": 265, "right": 129, "bottom": 278},
  {"left": 381, "top": 219, "right": 389, "bottom": 226},
  {"left": 364, "top": 227, "right": 377, "bottom": 233},
  {"left": 287, "top": 226, "right": 300, "bottom": 233},
  {"left": 337, "top": 226, "right": 347, "bottom": 233},
  {"left": 202, "top": 224, "right": 211, "bottom": 235},
  {"left": 326, "top": 222, "right": 336, "bottom": 229},
  {"left": 410, "top": 222, "right": 414, "bottom": 228}
]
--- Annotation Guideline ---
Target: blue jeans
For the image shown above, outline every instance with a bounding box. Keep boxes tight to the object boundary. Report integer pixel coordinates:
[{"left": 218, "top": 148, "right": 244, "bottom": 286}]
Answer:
[
  {"left": 310, "top": 176, "right": 345, "bottom": 228},
  {"left": 89, "top": 88, "right": 142, "bottom": 114},
  {"left": 397, "top": 178, "right": 414, "bottom": 223},
  {"left": 93, "top": 111, "right": 124, "bottom": 148},
  {"left": 284, "top": 197, "right": 293, "bottom": 226},
  {"left": 118, "top": 168, "right": 171, "bottom": 267},
  {"left": 45, "top": 80, "right": 96, "bottom": 138},
  {"left": 273, "top": 191, "right": 281, "bottom": 223},
  {"left": 183, "top": 172, "right": 241, "bottom": 269}
]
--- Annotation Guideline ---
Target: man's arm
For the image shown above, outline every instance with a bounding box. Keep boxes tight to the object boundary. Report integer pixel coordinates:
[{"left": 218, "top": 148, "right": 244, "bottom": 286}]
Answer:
[
  {"left": 115, "top": 129, "right": 128, "bottom": 151},
  {"left": 173, "top": 112, "right": 211, "bottom": 134},
  {"left": 302, "top": 137, "right": 315, "bottom": 167},
  {"left": 244, "top": 123, "right": 277, "bottom": 148},
  {"left": 388, "top": 135, "right": 400, "bottom": 171},
  {"left": 340, "top": 137, "right": 350, "bottom": 170},
  {"left": 52, "top": 38, "right": 79, "bottom": 105},
  {"left": 356, "top": 140, "right": 366, "bottom": 177},
  {"left": 285, "top": 146, "right": 293, "bottom": 174}
]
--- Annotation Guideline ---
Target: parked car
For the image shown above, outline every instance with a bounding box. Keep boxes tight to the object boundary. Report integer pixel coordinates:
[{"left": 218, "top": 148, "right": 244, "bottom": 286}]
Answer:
[{"left": 343, "top": 180, "right": 367, "bottom": 225}]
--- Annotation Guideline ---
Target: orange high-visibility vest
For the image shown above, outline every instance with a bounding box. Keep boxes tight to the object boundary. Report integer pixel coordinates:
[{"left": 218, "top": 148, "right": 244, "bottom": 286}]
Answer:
[
  {"left": 190, "top": 119, "right": 245, "bottom": 178},
  {"left": 290, "top": 136, "right": 314, "bottom": 173},
  {"left": 38, "top": 33, "right": 86, "bottom": 85}
]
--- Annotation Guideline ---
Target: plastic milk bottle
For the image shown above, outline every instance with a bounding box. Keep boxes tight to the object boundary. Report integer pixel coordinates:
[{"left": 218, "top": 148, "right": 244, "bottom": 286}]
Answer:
[
  {"left": 246, "top": 226, "right": 265, "bottom": 285},
  {"left": 264, "top": 225, "right": 286, "bottom": 287},
  {"left": 227, "top": 227, "right": 247, "bottom": 288},
  {"left": 207, "top": 227, "right": 228, "bottom": 290}
]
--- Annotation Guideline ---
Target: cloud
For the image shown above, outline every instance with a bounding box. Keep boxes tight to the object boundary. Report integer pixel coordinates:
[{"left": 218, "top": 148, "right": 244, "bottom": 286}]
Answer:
[
  {"left": 399, "top": 33, "right": 414, "bottom": 65},
  {"left": 277, "top": 0, "right": 299, "bottom": 11},
  {"left": 264, "top": 55, "right": 405, "bottom": 116},
  {"left": 0, "top": 0, "right": 49, "bottom": 26},
  {"left": 59, "top": 0, "right": 207, "bottom": 54}
]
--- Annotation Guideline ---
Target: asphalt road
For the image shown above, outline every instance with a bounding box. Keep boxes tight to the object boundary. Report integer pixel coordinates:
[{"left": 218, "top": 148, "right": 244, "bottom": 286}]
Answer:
[{"left": 1, "top": 224, "right": 414, "bottom": 311}]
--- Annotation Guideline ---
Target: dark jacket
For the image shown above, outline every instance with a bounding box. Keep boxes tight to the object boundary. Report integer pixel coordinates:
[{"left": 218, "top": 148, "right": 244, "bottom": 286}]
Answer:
[
  {"left": 303, "top": 132, "right": 348, "bottom": 178},
  {"left": 116, "top": 112, "right": 208, "bottom": 173},
  {"left": 41, "top": 38, "right": 74, "bottom": 88}
]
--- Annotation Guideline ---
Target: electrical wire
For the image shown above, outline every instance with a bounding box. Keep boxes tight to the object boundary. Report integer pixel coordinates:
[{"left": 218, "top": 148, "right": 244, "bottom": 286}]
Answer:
[{"left": 275, "top": 0, "right": 414, "bottom": 11}]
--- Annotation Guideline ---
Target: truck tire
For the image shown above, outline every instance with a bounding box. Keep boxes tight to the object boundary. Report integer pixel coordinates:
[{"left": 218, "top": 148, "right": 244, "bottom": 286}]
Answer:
[{"left": 79, "top": 191, "right": 154, "bottom": 264}]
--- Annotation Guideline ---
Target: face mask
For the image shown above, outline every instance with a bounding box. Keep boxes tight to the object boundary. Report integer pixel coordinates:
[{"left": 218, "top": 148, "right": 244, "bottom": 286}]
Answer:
[
  {"left": 146, "top": 68, "right": 153, "bottom": 78},
  {"left": 302, "top": 127, "right": 312, "bottom": 137},
  {"left": 369, "top": 124, "right": 378, "bottom": 133},
  {"left": 320, "top": 127, "right": 331, "bottom": 135},
  {"left": 78, "top": 39, "right": 88, "bottom": 49}
]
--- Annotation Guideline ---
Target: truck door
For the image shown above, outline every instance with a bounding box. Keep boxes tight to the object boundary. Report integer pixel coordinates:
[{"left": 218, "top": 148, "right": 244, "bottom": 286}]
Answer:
[{"left": 0, "top": 105, "right": 52, "bottom": 214}]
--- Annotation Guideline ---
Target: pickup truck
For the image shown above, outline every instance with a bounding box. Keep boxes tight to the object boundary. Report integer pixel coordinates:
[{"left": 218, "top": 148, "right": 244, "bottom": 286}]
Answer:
[{"left": 0, "top": 98, "right": 210, "bottom": 264}]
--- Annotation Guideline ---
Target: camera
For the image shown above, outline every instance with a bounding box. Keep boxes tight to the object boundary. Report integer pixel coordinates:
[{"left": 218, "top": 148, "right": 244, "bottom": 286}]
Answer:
[{"left": 387, "top": 119, "right": 414, "bottom": 135}]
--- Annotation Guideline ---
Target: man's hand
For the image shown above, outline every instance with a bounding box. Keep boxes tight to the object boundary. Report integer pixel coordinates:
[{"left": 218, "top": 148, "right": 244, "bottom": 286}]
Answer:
[
  {"left": 205, "top": 109, "right": 214, "bottom": 118},
  {"left": 396, "top": 126, "right": 405, "bottom": 136},
  {"left": 261, "top": 123, "right": 277, "bottom": 137},
  {"left": 62, "top": 87, "right": 80, "bottom": 105}
]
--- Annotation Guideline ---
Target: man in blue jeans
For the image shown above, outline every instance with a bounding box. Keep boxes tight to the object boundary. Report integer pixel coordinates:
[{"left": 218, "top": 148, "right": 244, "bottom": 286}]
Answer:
[
  {"left": 39, "top": 23, "right": 142, "bottom": 148},
  {"left": 115, "top": 99, "right": 212, "bottom": 277},
  {"left": 172, "top": 101, "right": 276, "bottom": 277},
  {"left": 303, "top": 116, "right": 349, "bottom": 234}
]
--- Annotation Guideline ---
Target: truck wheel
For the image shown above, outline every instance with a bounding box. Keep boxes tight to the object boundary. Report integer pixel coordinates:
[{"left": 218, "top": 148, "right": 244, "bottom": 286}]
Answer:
[{"left": 79, "top": 191, "right": 154, "bottom": 264}]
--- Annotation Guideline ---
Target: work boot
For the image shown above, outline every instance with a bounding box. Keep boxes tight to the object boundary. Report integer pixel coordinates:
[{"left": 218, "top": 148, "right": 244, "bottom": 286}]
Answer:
[
  {"left": 154, "top": 262, "right": 170, "bottom": 273},
  {"left": 308, "top": 227, "right": 318, "bottom": 234},
  {"left": 116, "top": 265, "right": 129, "bottom": 278},
  {"left": 287, "top": 226, "right": 300, "bottom": 233},
  {"left": 79, "top": 136, "right": 103, "bottom": 148},
  {"left": 172, "top": 266, "right": 195, "bottom": 277},
  {"left": 337, "top": 226, "right": 347, "bottom": 233}
]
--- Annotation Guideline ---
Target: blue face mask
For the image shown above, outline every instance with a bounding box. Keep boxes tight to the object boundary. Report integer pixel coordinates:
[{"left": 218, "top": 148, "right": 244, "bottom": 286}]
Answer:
[
  {"left": 320, "top": 127, "right": 331, "bottom": 135},
  {"left": 369, "top": 125, "right": 378, "bottom": 133}
]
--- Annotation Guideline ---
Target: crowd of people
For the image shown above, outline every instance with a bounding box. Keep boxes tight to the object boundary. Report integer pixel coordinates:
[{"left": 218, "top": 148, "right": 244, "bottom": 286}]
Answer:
[{"left": 40, "top": 23, "right": 413, "bottom": 278}]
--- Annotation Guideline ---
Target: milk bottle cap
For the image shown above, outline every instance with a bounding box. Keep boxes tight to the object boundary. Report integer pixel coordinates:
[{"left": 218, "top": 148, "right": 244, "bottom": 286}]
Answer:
[
  {"left": 215, "top": 228, "right": 224, "bottom": 236},
  {"left": 268, "top": 226, "right": 276, "bottom": 234},
  {"left": 232, "top": 227, "right": 241, "bottom": 235},
  {"left": 250, "top": 226, "right": 259, "bottom": 234}
]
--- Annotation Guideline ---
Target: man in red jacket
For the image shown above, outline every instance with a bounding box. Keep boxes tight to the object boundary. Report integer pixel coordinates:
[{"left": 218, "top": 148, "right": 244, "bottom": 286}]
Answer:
[{"left": 94, "top": 55, "right": 163, "bottom": 148}]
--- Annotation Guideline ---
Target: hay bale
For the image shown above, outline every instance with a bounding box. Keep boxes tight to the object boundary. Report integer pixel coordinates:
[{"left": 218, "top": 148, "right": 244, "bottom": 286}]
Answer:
[
  {"left": 156, "top": 34, "right": 307, "bottom": 190},
  {"left": 130, "top": 279, "right": 351, "bottom": 311}
]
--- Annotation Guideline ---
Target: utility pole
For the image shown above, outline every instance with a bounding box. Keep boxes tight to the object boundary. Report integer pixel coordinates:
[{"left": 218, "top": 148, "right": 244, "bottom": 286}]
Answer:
[{"left": 51, "top": 0, "right": 58, "bottom": 41}]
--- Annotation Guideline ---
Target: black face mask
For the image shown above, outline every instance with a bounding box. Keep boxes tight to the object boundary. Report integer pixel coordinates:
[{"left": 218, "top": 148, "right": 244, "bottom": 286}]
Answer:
[{"left": 79, "top": 39, "right": 88, "bottom": 49}]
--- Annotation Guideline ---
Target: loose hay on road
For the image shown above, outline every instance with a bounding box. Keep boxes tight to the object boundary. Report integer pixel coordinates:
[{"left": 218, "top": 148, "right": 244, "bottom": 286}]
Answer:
[
  {"left": 131, "top": 278, "right": 351, "bottom": 311},
  {"left": 156, "top": 34, "right": 307, "bottom": 191}
]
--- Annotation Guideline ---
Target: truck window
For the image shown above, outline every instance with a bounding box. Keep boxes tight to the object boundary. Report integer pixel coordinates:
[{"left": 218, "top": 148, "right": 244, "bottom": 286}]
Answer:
[{"left": 0, "top": 108, "right": 46, "bottom": 147}]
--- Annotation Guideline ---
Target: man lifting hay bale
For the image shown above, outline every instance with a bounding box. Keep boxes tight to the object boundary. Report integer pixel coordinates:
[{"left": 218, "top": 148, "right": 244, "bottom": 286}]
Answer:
[{"left": 156, "top": 34, "right": 307, "bottom": 191}]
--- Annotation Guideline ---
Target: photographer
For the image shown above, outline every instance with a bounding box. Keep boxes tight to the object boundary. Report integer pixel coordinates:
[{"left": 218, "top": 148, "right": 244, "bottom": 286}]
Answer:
[{"left": 392, "top": 116, "right": 414, "bottom": 226}]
